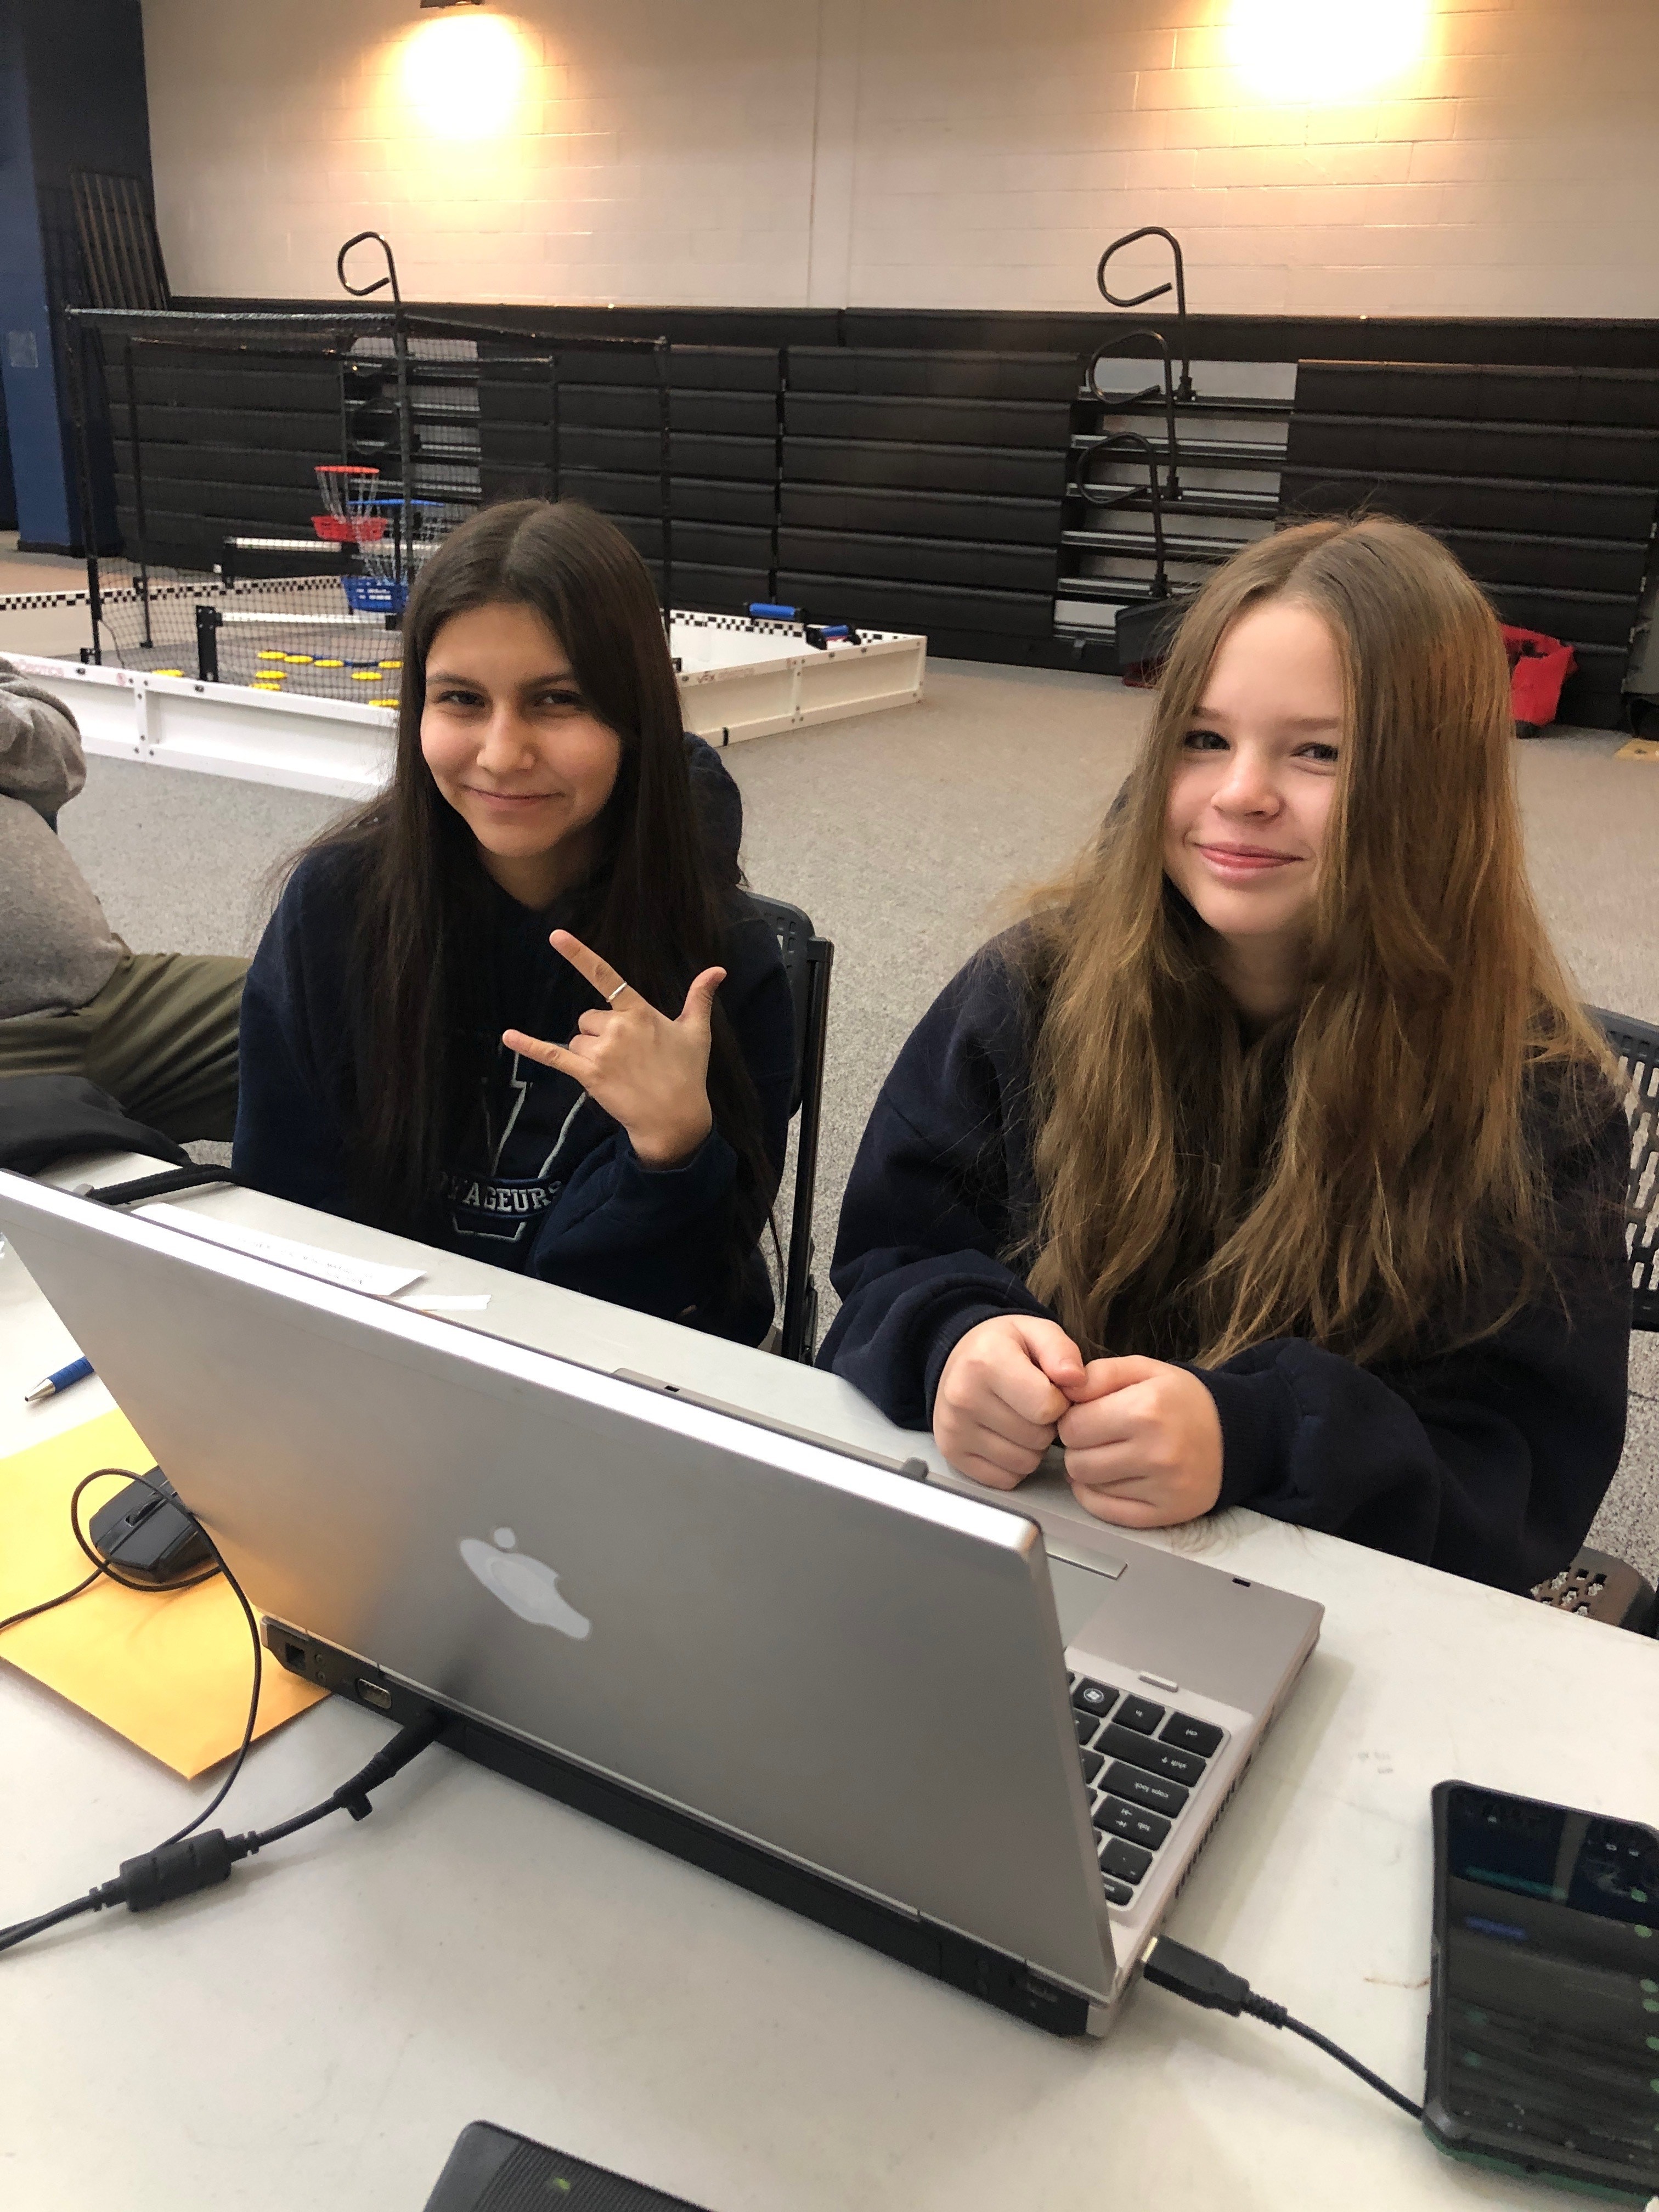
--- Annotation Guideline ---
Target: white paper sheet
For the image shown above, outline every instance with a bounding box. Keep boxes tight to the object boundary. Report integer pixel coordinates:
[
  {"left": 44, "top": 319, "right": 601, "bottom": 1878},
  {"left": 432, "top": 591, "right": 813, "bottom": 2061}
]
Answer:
[{"left": 134, "top": 1203, "right": 425, "bottom": 1299}]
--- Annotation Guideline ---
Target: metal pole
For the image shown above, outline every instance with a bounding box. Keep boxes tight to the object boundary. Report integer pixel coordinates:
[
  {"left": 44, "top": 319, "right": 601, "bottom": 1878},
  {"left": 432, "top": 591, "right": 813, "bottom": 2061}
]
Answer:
[
  {"left": 122, "top": 337, "right": 153, "bottom": 648},
  {"left": 654, "top": 336, "right": 672, "bottom": 635},
  {"left": 781, "top": 934, "right": 834, "bottom": 1363},
  {"left": 550, "top": 348, "right": 561, "bottom": 502},
  {"left": 769, "top": 345, "right": 786, "bottom": 603},
  {"left": 63, "top": 312, "right": 104, "bottom": 664},
  {"left": 195, "top": 603, "right": 221, "bottom": 682},
  {"left": 394, "top": 318, "right": 413, "bottom": 595}
]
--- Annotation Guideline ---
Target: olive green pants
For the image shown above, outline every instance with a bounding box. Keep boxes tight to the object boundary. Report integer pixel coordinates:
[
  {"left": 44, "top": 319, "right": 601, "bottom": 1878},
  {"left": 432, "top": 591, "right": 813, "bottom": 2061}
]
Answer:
[{"left": 0, "top": 952, "right": 248, "bottom": 1142}]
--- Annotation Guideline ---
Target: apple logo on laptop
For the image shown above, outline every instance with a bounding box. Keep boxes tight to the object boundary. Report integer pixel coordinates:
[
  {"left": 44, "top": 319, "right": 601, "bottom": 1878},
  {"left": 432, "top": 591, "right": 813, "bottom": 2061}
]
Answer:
[{"left": 458, "top": 1527, "right": 591, "bottom": 1640}]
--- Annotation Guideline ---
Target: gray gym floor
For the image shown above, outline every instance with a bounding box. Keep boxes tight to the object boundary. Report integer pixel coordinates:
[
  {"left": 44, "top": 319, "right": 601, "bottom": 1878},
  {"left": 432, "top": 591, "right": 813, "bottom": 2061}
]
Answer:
[{"left": 47, "top": 657, "right": 1659, "bottom": 1584}]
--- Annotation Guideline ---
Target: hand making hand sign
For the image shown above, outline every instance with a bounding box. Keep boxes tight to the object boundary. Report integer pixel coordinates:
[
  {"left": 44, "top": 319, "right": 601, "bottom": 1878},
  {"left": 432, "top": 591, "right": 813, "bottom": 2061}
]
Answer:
[{"left": 502, "top": 929, "right": 726, "bottom": 1169}]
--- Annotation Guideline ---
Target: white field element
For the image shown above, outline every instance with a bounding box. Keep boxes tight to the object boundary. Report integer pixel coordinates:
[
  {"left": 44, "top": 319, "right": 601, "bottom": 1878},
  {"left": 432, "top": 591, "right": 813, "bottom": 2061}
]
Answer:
[
  {"left": 1, "top": 613, "right": 925, "bottom": 801},
  {"left": 133, "top": 1202, "right": 425, "bottom": 1299},
  {"left": 458, "top": 1527, "right": 592, "bottom": 1639}
]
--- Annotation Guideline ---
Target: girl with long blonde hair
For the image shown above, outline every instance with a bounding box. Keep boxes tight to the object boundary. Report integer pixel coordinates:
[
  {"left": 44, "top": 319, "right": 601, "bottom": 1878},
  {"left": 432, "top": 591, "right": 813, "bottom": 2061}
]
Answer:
[{"left": 821, "top": 517, "right": 1630, "bottom": 1590}]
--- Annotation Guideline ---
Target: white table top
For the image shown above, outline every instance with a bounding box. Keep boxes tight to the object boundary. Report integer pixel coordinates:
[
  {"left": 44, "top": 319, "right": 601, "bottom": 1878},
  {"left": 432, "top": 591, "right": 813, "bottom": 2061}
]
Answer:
[{"left": 3, "top": 1159, "right": 1657, "bottom": 2211}]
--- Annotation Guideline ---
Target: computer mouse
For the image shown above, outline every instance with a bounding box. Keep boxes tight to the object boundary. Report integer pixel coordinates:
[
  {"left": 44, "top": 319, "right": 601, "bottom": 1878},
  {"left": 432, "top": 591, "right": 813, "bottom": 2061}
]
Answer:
[{"left": 87, "top": 1467, "right": 213, "bottom": 1586}]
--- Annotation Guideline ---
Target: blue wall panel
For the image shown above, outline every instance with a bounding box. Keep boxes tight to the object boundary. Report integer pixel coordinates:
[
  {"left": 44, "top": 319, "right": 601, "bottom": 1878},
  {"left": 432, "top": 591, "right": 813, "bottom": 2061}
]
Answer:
[{"left": 0, "top": 2, "right": 154, "bottom": 550}]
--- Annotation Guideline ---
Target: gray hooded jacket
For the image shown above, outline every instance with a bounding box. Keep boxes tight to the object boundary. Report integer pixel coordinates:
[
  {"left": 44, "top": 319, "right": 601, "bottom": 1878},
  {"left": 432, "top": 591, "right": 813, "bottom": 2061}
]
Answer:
[{"left": 0, "top": 665, "right": 125, "bottom": 1020}]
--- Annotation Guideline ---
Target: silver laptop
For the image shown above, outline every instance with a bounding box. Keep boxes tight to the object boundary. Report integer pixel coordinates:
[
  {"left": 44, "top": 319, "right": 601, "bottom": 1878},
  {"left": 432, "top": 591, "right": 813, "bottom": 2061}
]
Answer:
[{"left": 0, "top": 1172, "right": 1322, "bottom": 2036}]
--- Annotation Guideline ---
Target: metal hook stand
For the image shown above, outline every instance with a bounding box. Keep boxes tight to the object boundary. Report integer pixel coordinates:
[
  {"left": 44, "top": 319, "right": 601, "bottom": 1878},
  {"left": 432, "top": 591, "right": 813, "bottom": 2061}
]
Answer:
[
  {"left": 336, "top": 233, "right": 411, "bottom": 602},
  {"left": 1073, "top": 430, "right": 1170, "bottom": 602},
  {"left": 336, "top": 231, "right": 403, "bottom": 308},
  {"left": 1085, "top": 328, "right": 1182, "bottom": 506},
  {"left": 1096, "top": 226, "right": 1193, "bottom": 403}
]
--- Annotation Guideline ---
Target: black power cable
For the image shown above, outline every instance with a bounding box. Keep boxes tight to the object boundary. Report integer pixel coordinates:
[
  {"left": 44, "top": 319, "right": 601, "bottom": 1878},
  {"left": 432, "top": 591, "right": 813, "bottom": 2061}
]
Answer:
[
  {"left": 0, "top": 1465, "right": 445, "bottom": 1959},
  {"left": 1142, "top": 1934, "right": 1424, "bottom": 2121},
  {"left": 0, "top": 1711, "right": 445, "bottom": 1957}
]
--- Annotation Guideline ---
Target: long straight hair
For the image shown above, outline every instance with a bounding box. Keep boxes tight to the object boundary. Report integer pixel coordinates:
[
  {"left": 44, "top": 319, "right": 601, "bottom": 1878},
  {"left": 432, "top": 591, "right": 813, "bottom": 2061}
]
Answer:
[
  {"left": 1023, "top": 515, "right": 1611, "bottom": 1367},
  {"left": 292, "top": 499, "right": 771, "bottom": 1283}
]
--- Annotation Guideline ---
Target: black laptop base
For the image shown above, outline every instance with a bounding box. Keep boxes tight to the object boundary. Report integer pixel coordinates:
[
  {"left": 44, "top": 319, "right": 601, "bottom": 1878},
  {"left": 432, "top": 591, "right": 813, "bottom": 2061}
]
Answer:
[{"left": 265, "top": 1619, "right": 1097, "bottom": 2039}]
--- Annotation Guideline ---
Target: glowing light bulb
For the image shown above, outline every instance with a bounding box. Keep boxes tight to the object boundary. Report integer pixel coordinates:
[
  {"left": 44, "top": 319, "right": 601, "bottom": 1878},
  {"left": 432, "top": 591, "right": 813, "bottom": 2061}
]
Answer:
[
  {"left": 1226, "top": 0, "right": 1432, "bottom": 104},
  {"left": 401, "top": 13, "right": 529, "bottom": 142}
]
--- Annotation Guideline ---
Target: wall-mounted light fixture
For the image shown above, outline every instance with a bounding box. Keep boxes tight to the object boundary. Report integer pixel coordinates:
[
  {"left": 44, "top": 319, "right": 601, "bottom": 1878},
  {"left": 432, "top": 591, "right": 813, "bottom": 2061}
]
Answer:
[
  {"left": 402, "top": 9, "right": 529, "bottom": 140},
  {"left": 1226, "top": 0, "right": 1432, "bottom": 104},
  {"left": 420, "top": 2, "right": 484, "bottom": 11}
]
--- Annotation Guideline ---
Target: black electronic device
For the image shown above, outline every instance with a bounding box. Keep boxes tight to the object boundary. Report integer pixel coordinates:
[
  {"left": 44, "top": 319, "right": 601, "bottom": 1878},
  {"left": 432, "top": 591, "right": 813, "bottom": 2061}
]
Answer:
[
  {"left": 1425, "top": 1780, "right": 1659, "bottom": 2199},
  {"left": 423, "top": 2121, "right": 711, "bottom": 2211},
  {"left": 87, "top": 1466, "right": 212, "bottom": 1587}
]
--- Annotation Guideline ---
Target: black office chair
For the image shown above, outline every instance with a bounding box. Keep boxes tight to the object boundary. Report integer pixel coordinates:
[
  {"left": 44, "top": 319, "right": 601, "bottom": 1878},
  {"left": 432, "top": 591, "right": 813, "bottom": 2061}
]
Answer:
[
  {"left": 1531, "top": 1006, "right": 1659, "bottom": 1633},
  {"left": 749, "top": 894, "right": 834, "bottom": 1364},
  {"left": 1591, "top": 1006, "right": 1659, "bottom": 1334}
]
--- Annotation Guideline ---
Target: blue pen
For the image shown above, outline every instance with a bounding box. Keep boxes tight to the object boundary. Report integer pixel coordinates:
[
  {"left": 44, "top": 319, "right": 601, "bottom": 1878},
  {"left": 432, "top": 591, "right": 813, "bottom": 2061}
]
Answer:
[{"left": 24, "top": 1355, "right": 94, "bottom": 1406}]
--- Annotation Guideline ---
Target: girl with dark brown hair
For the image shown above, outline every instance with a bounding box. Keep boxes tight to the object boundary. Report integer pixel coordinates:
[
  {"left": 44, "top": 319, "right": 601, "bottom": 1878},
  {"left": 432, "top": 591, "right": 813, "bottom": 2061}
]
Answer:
[
  {"left": 234, "top": 500, "right": 794, "bottom": 1341},
  {"left": 822, "top": 517, "right": 1631, "bottom": 1589}
]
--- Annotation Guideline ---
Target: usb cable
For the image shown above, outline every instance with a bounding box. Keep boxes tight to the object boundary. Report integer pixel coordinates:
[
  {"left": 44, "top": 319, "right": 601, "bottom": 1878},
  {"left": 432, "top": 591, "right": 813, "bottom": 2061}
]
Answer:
[{"left": 1142, "top": 1934, "right": 1424, "bottom": 2120}]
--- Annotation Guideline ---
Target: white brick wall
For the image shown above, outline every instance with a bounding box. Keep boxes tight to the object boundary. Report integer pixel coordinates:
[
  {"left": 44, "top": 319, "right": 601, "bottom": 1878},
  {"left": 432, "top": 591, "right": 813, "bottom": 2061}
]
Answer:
[{"left": 143, "top": 0, "right": 1659, "bottom": 318}]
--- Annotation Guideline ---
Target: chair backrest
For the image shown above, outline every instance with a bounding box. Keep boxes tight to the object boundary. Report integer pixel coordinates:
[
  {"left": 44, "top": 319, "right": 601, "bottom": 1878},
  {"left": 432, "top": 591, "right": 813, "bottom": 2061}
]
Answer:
[
  {"left": 748, "top": 894, "right": 835, "bottom": 1362},
  {"left": 751, "top": 895, "right": 813, "bottom": 1120},
  {"left": 1588, "top": 1005, "right": 1659, "bottom": 1331}
]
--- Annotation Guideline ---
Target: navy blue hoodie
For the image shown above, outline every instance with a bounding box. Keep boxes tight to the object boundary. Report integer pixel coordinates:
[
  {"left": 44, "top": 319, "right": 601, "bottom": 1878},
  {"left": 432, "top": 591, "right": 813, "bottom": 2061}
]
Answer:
[
  {"left": 820, "top": 933, "right": 1632, "bottom": 1592},
  {"left": 234, "top": 742, "right": 794, "bottom": 1342}
]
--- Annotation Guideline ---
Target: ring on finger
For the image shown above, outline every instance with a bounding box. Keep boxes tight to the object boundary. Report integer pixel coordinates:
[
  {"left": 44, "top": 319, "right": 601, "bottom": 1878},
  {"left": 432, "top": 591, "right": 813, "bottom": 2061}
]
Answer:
[{"left": 605, "top": 979, "right": 630, "bottom": 1005}]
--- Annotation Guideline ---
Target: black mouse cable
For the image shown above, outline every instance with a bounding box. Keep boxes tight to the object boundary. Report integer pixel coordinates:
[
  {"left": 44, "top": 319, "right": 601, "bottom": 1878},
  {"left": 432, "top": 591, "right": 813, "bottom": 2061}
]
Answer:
[
  {"left": 1142, "top": 1935, "right": 1425, "bottom": 2121},
  {"left": 1, "top": 1467, "right": 246, "bottom": 1848},
  {"left": 0, "top": 1465, "right": 219, "bottom": 1638}
]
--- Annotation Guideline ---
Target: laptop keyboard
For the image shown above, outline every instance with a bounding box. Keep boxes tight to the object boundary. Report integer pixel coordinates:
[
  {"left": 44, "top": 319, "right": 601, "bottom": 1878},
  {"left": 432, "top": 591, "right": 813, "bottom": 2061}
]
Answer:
[{"left": 1068, "top": 1672, "right": 1227, "bottom": 1907}]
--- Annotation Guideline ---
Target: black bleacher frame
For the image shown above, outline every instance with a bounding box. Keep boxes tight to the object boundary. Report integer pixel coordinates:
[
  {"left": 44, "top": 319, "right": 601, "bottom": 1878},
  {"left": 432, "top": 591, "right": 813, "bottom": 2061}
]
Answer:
[
  {"left": 1279, "top": 360, "right": 1659, "bottom": 727},
  {"left": 65, "top": 299, "right": 1659, "bottom": 710}
]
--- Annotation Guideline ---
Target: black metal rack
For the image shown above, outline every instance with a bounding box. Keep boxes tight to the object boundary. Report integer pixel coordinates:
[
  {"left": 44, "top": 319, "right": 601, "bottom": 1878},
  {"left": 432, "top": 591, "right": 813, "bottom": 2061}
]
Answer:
[
  {"left": 64, "top": 302, "right": 698, "bottom": 647},
  {"left": 1053, "top": 230, "right": 1293, "bottom": 667}
]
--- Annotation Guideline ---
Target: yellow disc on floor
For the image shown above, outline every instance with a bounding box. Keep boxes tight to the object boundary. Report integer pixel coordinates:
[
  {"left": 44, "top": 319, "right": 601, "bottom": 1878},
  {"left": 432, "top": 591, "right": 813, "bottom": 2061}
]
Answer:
[
  {"left": 378, "top": 659, "right": 402, "bottom": 669},
  {"left": 368, "top": 696, "right": 399, "bottom": 708},
  {"left": 315, "top": 658, "right": 344, "bottom": 668},
  {"left": 256, "top": 650, "right": 285, "bottom": 661},
  {"left": 151, "top": 668, "right": 184, "bottom": 678},
  {"left": 285, "top": 654, "right": 314, "bottom": 665},
  {"left": 351, "top": 670, "right": 381, "bottom": 681}
]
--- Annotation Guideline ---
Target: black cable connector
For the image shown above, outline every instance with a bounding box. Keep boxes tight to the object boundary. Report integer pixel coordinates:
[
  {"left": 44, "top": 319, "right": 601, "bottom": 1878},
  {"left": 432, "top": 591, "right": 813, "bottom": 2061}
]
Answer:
[
  {"left": 0, "top": 1713, "right": 445, "bottom": 1958},
  {"left": 121, "top": 1829, "right": 239, "bottom": 1911},
  {"left": 1142, "top": 1934, "right": 1424, "bottom": 2121}
]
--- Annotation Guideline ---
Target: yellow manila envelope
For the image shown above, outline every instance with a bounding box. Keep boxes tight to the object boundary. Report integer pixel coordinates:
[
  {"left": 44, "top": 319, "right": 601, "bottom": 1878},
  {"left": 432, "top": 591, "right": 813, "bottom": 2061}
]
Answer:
[{"left": 0, "top": 1408, "right": 325, "bottom": 1777}]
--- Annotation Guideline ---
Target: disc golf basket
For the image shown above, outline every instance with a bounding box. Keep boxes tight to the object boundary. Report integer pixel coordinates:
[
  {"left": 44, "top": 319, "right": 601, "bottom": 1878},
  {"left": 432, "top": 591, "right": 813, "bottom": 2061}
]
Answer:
[
  {"left": 313, "top": 463, "right": 384, "bottom": 545},
  {"left": 313, "top": 464, "right": 405, "bottom": 612}
]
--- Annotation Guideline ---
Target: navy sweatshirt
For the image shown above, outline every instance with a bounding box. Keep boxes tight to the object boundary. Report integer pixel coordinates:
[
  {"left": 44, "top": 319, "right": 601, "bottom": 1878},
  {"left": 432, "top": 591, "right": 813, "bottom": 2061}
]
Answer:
[
  {"left": 820, "top": 934, "right": 1633, "bottom": 1592},
  {"left": 233, "top": 747, "right": 794, "bottom": 1342}
]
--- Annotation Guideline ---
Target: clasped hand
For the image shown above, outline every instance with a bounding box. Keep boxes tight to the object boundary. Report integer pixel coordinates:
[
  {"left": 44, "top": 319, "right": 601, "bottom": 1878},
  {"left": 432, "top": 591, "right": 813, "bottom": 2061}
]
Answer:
[
  {"left": 933, "top": 1314, "right": 1223, "bottom": 1529},
  {"left": 502, "top": 929, "right": 723, "bottom": 1168}
]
